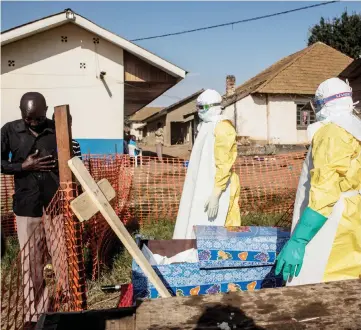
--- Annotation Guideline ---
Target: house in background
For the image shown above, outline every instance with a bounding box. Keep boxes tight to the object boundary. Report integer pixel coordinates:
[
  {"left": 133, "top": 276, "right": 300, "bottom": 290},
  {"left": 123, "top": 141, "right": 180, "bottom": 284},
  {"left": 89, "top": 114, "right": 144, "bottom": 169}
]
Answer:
[
  {"left": 143, "top": 89, "right": 204, "bottom": 147},
  {"left": 339, "top": 58, "right": 361, "bottom": 115},
  {"left": 1, "top": 9, "right": 186, "bottom": 154},
  {"left": 128, "top": 107, "right": 163, "bottom": 141},
  {"left": 223, "top": 42, "right": 353, "bottom": 145}
]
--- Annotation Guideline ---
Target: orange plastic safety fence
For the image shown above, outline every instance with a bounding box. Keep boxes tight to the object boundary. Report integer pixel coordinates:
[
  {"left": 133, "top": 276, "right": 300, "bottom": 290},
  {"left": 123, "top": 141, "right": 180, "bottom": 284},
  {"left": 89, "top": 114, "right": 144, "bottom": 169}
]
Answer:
[
  {"left": 1, "top": 151, "right": 306, "bottom": 327},
  {"left": 1, "top": 175, "right": 16, "bottom": 237},
  {"left": 1, "top": 183, "right": 86, "bottom": 329},
  {"left": 81, "top": 152, "right": 305, "bottom": 275}
]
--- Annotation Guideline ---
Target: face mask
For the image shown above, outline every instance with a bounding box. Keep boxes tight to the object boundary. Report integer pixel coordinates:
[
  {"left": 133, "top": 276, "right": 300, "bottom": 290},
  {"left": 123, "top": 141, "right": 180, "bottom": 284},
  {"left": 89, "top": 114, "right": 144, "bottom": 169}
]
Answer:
[
  {"left": 197, "top": 104, "right": 222, "bottom": 122},
  {"left": 315, "top": 112, "right": 327, "bottom": 122}
]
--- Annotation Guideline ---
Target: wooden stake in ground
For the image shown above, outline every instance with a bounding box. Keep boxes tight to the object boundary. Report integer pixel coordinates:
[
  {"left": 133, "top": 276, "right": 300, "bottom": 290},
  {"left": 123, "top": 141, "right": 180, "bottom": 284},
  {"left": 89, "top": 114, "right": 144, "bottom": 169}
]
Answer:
[
  {"left": 54, "top": 105, "right": 87, "bottom": 310},
  {"left": 68, "top": 156, "right": 171, "bottom": 298}
]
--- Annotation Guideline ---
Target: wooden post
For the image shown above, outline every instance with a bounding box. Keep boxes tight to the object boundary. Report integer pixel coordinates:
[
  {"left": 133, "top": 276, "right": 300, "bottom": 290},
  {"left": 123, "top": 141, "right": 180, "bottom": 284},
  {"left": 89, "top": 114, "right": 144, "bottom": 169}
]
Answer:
[
  {"left": 54, "top": 105, "right": 87, "bottom": 310},
  {"left": 54, "top": 105, "right": 73, "bottom": 182}
]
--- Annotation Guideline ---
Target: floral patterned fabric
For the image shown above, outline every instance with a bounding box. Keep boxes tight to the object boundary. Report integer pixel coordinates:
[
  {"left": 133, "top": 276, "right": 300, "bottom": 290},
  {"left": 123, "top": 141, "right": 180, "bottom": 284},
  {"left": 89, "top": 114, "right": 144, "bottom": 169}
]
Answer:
[
  {"left": 132, "top": 226, "right": 290, "bottom": 300},
  {"left": 132, "top": 260, "right": 282, "bottom": 299},
  {"left": 195, "top": 226, "right": 290, "bottom": 269}
]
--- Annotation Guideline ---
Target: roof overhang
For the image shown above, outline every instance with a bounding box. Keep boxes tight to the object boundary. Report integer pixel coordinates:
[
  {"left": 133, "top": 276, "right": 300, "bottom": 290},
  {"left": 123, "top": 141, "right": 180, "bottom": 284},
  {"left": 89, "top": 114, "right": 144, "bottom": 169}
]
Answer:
[
  {"left": 339, "top": 59, "right": 361, "bottom": 105},
  {"left": 1, "top": 10, "right": 186, "bottom": 80},
  {"left": 144, "top": 109, "right": 168, "bottom": 123}
]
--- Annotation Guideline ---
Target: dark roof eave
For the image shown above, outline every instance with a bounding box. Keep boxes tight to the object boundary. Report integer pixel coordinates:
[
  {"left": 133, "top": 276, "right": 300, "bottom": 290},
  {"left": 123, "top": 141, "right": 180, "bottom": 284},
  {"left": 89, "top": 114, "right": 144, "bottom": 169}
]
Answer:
[{"left": 145, "top": 89, "right": 205, "bottom": 122}]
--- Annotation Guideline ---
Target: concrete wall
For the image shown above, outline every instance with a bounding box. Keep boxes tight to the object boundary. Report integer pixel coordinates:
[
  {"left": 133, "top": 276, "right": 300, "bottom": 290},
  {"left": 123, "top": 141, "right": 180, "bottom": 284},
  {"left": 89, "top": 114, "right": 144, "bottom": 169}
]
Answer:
[
  {"left": 1, "top": 23, "right": 124, "bottom": 154},
  {"left": 225, "top": 94, "right": 268, "bottom": 142},
  {"left": 165, "top": 98, "right": 197, "bottom": 145},
  {"left": 268, "top": 95, "right": 309, "bottom": 144},
  {"left": 224, "top": 94, "right": 310, "bottom": 145},
  {"left": 145, "top": 98, "right": 197, "bottom": 146},
  {"left": 144, "top": 115, "right": 166, "bottom": 144}
]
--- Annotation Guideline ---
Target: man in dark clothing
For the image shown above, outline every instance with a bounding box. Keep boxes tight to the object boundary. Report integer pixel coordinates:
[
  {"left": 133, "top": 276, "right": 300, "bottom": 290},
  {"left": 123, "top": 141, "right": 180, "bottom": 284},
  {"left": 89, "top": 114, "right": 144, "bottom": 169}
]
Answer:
[{"left": 1, "top": 92, "right": 58, "bottom": 327}]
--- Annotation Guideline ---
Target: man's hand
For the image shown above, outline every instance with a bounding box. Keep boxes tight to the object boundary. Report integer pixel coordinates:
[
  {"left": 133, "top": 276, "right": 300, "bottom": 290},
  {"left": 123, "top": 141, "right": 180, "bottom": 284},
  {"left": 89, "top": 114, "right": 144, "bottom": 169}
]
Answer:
[{"left": 21, "top": 150, "right": 56, "bottom": 171}]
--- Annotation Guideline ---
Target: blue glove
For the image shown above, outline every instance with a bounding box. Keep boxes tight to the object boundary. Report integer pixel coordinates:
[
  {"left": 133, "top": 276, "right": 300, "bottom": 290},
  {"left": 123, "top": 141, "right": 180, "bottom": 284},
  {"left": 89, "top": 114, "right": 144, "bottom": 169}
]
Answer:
[{"left": 275, "top": 207, "right": 327, "bottom": 281}]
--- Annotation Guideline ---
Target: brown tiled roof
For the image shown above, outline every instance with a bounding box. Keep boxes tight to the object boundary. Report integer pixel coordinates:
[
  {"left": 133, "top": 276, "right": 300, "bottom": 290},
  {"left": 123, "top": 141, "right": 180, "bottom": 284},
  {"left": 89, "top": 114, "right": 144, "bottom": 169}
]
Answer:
[
  {"left": 225, "top": 42, "right": 353, "bottom": 105},
  {"left": 129, "top": 107, "right": 163, "bottom": 122}
]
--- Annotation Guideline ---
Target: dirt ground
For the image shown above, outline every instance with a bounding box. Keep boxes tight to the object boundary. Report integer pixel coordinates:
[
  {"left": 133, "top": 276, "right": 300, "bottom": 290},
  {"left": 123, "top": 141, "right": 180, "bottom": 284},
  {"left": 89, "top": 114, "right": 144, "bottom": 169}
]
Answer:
[{"left": 139, "top": 143, "right": 191, "bottom": 160}]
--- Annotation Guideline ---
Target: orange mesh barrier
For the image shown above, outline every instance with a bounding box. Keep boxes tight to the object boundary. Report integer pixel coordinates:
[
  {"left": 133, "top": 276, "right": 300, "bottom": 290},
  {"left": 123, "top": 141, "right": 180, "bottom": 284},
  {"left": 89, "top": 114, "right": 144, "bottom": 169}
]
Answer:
[
  {"left": 81, "top": 152, "right": 305, "bottom": 275},
  {"left": 1, "top": 152, "right": 306, "bottom": 327},
  {"left": 1, "top": 183, "right": 86, "bottom": 329},
  {"left": 1, "top": 175, "right": 16, "bottom": 237}
]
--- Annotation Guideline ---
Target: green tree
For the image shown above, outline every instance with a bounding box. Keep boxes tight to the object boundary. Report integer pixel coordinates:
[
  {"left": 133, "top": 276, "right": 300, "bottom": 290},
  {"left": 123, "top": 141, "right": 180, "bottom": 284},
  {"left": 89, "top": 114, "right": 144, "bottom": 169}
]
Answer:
[{"left": 308, "top": 11, "right": 361, "bottom": 59}]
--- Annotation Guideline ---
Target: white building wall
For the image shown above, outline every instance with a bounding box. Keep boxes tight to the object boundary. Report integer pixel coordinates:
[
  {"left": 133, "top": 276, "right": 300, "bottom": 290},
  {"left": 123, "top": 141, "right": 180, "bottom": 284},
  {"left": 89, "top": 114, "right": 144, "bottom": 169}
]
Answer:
[
  {"left": 1, "top": 23, "right": 124, "bottom": 153},
  {"left": 130, "top": 122, "right": 144, "bottom": 141},
  {"left": 224, "top": 94, "right": 309, "bottom": 144},
  {"left": 268, "top": 95, "right": 309, "bottom": 144},
  {"left": 224, "top": 94, "right": 268, "bottom": 142}
]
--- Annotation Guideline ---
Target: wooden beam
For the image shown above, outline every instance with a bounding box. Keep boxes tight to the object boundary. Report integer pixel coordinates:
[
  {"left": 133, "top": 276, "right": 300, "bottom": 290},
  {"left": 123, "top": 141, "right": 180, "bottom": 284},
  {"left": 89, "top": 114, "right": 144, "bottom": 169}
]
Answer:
[
  {"left": 54, "top": 105, "right": 73, "bottom": 182},
  {"left": 53, "top": 104, "right": 87, "bottom": 310},
  {"left": 68, "top": 157, "right": 172, "bottom": 298},
  {"left": 70, "top": 178, "right": 116, "bottom": 222},
  {"left": 35, "top": 280, "right": 361, "bottom": 329},
  {"left": 124, "top": 52, "right": 177, "bottom": 83},
  {"left": 135, "top": 279, "right": 361, "bottom": 330}
]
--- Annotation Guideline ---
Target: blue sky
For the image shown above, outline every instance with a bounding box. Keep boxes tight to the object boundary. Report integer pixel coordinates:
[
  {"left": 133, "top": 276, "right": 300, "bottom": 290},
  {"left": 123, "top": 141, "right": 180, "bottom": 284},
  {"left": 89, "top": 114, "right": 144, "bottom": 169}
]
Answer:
[{"left": 1, "top": 1, "right": 360, "bottom": 107}]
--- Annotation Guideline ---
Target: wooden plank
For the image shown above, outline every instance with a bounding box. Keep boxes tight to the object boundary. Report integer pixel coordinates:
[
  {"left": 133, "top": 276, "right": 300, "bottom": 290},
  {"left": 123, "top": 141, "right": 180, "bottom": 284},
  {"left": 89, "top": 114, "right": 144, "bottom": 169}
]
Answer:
[
  {"left": 68, "top": 157, "right": 171, "bottom": 298},
  {"left": 70, "top": 178, "right": 116, "bottom": 222},
  {"left": 54, "top": 105, "right": 73, "bottom": 183},
  {"left": 135, "top": 279, "right": 361, "bottom": 330},
  {"left": 124, "top": 52, "right": 177, "bottom": 83},
  {"left": 106, "top": 315, "right": 135, "bottom": 330},
  {"left": 53, "top": 104, "right": 87, "bottom": 309}
]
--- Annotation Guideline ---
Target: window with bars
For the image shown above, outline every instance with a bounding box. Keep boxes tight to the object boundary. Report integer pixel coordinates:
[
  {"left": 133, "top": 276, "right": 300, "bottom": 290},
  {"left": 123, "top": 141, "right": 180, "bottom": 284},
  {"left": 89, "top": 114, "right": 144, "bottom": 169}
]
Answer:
[{"left": 297, "top": 103, "right": 315, "bottom": 130}]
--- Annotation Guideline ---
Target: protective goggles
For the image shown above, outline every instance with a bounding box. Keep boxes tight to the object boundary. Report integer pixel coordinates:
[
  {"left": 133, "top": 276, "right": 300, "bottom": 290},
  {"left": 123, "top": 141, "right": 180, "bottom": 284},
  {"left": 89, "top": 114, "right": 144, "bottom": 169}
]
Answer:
[
  {"left": 196, "top": 102, "right": 222, "bottom": 113},
  {"left": 310, "top": 92, "right": 352, "bottom": 112}
]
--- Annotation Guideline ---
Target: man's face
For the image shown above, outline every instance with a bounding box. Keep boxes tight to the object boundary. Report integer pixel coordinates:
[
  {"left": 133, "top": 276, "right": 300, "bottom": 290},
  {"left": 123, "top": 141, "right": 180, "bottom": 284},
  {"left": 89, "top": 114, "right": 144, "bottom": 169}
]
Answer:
[{"left": 21, "top": 98, "right": 48, "bottom": 131}]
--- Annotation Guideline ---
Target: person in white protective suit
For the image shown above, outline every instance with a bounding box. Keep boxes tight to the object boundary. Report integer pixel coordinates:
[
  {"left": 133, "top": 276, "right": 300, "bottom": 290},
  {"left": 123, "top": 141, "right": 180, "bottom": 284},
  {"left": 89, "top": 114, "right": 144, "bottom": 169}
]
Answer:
[
  {"left": 276, "top": 77, "right": 361, "bottom": 286},
  {"left": 173, "top": 89, "right": 241, "bottom": 239}
]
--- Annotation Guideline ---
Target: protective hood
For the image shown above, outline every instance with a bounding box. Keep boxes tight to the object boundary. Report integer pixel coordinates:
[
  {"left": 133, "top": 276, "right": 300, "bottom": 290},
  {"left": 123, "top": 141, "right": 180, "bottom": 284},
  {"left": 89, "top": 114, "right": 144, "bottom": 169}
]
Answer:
[
  {"left": 309, "top": 78, "right": 361, "bottom": 141},
  {"left": 196, "top": 89, "right": 223, "bottom": 123}
]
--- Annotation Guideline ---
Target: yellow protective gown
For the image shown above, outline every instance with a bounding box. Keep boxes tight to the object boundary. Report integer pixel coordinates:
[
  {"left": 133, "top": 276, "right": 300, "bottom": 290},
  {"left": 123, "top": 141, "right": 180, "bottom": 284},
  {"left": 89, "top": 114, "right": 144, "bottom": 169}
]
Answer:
[
  {"left": 310, "top": 123, "right": 361, "bottom": 281},
  {"left": 214, "top": 120, "right": 241, "bottom": 227}
]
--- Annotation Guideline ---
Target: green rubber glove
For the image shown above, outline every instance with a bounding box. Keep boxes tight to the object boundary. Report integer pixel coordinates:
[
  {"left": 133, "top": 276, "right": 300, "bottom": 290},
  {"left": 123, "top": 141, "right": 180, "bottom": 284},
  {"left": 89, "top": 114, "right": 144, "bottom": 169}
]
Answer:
[{"left": 275, "top": 207, "right": 327, "bottom": 281}]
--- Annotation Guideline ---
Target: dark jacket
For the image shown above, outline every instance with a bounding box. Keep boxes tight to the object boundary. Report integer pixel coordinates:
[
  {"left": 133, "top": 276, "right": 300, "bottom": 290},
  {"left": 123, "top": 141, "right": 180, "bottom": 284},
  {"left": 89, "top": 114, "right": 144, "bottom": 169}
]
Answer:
[{"left": 1, "top": 119, "right": 59, "bottom": 217}]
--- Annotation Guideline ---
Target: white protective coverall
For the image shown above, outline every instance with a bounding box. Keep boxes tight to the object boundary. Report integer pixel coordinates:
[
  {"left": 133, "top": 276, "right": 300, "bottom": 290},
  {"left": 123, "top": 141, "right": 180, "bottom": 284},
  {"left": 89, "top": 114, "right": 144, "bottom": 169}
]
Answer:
[
  {"left": 287, "top": 78, "right": 361, "bottom": 286},
  {"left": 173, "top": 90, "right": 241, "bottom": 239}
]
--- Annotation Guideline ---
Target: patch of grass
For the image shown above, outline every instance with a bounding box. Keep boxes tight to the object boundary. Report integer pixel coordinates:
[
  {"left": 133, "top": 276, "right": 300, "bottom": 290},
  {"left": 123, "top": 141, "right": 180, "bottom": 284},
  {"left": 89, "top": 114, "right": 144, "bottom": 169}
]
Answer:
[
  {"left": 1, "top": 237, "right": 20, "bottom": 274},
  {"left": 135, "top": 219, "right": 175, "bottom": 240},
  {"left": 242, "top": 212, "right": 282, "bottom": 227},
  {"left": 87, "top": 219, "right": 175, "bottom": 309}
]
